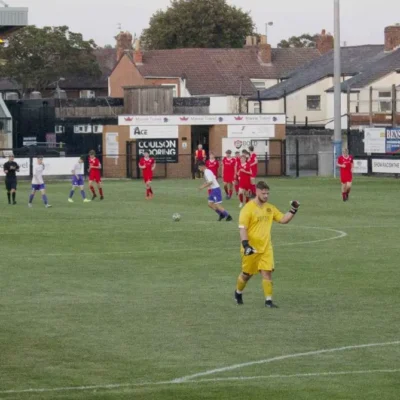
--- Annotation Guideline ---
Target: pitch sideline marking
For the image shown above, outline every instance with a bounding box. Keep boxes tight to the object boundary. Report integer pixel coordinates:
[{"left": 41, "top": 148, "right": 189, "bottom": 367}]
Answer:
[
  {"left": 172, "top": 341, "right": 400, "bottom": 383},
  {"left": 9, "top": 226, "right": 346, "bottom": 257}
]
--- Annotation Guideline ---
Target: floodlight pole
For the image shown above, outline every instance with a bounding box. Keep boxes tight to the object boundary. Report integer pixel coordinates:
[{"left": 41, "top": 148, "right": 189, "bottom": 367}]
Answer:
[{"left": 333, "top": 0, "right": 342, "bottom": 177}]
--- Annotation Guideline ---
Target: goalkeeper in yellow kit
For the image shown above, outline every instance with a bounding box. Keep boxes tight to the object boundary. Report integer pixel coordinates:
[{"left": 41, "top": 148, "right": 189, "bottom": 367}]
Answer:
[{"left": 235, "top": 181, "right": 300, "bottom": 308}]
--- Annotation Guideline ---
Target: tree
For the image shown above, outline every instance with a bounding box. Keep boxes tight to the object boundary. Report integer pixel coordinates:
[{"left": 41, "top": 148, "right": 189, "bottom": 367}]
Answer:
[
  {"left": 0, "top": 25, "right": 101, "bottom": 95},
  {"left": 141, "top": 0, "right": 254, "bottom": 50},
  {"left": 278, "top": 34, "right": 317, "bottom": 48}
]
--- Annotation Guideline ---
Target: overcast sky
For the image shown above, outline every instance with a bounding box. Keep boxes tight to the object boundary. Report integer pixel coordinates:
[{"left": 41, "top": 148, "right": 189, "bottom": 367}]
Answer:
[{"left": 9, "top": 0, "right": 400, "bottom": 47}]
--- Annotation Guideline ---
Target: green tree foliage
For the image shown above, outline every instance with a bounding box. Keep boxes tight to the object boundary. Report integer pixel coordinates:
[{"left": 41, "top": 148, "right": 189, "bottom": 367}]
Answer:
[
  {"left": 0, "top": 25, "right": 101, "bottom": 94},
  {"left": 141, "top": 0, "right": 254, "bottom": 49},
  {"left": 278, "top": 34, "right": 317, "bottom": 48}
]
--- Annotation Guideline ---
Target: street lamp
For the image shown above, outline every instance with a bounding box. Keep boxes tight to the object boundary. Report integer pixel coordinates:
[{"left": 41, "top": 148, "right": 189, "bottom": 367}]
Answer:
[{"left": 265, "top": 22, "right": 273, "bottom": 39}]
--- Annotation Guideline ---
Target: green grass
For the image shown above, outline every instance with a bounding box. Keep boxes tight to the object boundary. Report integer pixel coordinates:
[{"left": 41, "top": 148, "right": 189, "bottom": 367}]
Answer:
[{"left": 1, "top": 177, "right": 399, "bottom": 400}]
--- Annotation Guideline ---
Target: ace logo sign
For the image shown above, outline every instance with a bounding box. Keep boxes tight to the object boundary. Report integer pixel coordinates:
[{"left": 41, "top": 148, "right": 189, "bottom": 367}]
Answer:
[{"left": 130, "top": 125, "right": 179, "bottom": 139}]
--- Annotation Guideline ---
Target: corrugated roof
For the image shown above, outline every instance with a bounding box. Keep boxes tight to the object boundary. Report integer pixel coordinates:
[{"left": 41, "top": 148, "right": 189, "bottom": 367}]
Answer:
[{"left": 255, "top": 45, "right": 385, "bottom": 100}]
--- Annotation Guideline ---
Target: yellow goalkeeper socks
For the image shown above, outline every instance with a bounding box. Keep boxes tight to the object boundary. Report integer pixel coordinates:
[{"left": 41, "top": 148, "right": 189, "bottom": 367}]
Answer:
[
  {"left": 262, "top": 279, "right": 273, "bottom": 300},
  {"left": 236, "top": 276, "right": 247, "bottom": 293}
]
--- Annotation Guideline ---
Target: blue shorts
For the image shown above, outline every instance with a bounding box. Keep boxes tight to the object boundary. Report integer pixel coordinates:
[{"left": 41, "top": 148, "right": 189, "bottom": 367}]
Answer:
[
  {"left": 208, "top": 187, "right": 223, "bottom": 204},
  {"left": 72, "top": 175, "right": 84, "bottom": 186},
  {"left": 32, "top": 184, "right": 45, "bottom": 191}
]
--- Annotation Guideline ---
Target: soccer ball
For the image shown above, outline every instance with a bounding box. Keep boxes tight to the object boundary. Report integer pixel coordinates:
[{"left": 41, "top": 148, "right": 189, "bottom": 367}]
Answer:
[{"left": 172, "top": 213, "right": 181, "bottom": 222}]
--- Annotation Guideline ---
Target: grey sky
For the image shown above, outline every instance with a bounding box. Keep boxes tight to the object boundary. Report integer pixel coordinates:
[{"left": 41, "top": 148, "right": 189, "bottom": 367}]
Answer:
[{"left": 9, "top": 0, "right": 400, "bottom": 47}]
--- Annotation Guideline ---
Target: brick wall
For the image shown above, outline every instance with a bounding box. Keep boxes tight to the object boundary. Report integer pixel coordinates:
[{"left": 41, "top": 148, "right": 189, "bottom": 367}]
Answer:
[
  {"left": 166, "top": 126, "right": 192, "bottom": 178},
  {"left": 209, "top": 125, "right": 228, "bottom": 156},
  {"left": 385, "top": 25, "right": 400, "bottom": 52},
  {"left": 102, "top": 125, "right": 130, "bottom": 178}
]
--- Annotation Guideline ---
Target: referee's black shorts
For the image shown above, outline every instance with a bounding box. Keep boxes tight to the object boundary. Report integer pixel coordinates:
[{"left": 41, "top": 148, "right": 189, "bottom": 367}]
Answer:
[{"left": 5, "top": 178, "right": 17, "bottom": 191}]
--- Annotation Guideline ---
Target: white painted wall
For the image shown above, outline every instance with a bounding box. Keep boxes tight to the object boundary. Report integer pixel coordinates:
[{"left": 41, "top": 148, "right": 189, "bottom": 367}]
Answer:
[
  {"left": 209, "top": 96, "right": 241, "bottom": 113},
  {"left": 179, "top": 78, "right": 191, "bottom": 97},
  {"left": 354, "top": 72, "right": 400, "bottom": 113}
]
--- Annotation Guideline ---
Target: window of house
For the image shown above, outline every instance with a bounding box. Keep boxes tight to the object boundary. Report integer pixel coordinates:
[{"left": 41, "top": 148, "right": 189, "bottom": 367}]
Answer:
[
  {"left": 253, "top": 102, "right": 261, "bottom": 114},
  {"left": 161, "top": 84, "right": 178, "bottom": 97},
  {"left": 307, "top": 95, "right": 321, "bottom": 111},
  {"left": 80, "top": 90, "right": 96, "bottom": 99},
  {"left": 251, "top": 80, "right": 266, "bottom": 90},
  {"left": 378, "top": 91, "right": 391, "bottom": 112}
]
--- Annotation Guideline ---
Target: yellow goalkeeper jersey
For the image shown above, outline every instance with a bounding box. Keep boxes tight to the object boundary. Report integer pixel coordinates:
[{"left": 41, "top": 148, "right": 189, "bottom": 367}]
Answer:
[{"left": 239, "top": 201, "right": 284, "bottom": 253}]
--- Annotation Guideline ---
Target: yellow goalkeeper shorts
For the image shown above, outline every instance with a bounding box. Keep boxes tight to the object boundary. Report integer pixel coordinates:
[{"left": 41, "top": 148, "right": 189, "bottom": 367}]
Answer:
[{"left": 241, "top": 246, "right": 274, "bottom": 275}]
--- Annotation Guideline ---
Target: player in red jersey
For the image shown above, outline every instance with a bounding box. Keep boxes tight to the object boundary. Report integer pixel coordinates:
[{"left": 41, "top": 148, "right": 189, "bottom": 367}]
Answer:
[
  {"left": 88, "top": 150, "right": 104, "bottom": 200},
  {"left": 139, "top": 150, "right": 156, "bottom": 199},
  {"left": 222, "top": 150, "right": 236, "bottom": 199},
  {"left": 194, "top": 144, "right": 206, "bottom": 179},
  {"left": 248, "top": 145, "right": 258, "bottom": 197},
  {"left": 234, "top": 151, "right": 241, "bottom": 195},
  {"left": 206, "top": 152, "right": 219, "bottom": 178},
  {"left": 337, "top": 148, "right": 354, "bottom": 201},
  {"left": 238, "top": 154, "right": 252, "bottom": 208}
]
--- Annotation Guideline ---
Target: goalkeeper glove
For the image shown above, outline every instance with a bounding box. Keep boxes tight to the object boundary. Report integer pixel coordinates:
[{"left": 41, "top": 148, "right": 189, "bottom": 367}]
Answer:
[
  {"left": 289, "top": 200, "right": 300, "bottom": 214},
  {"left": 242, "top": 240, "right": 256, "bottom": 256}
]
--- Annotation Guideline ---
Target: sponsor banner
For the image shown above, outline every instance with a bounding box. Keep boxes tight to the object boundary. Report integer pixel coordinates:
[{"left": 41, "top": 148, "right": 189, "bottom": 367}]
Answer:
[
  {"left": 364, "top": 128, "right": 385, "bottom": 154},
  {"left": 227, "top": 125, "right": 275, "bottom": 139},
  {"left": 136, "top": 139, "right": 178, "bottom": 163},
  {"left": 105, "top": 132, "right": 119, "bottom": 159},
  {"left": 385, "top": 127, "right": 400, "bottom": 154},
  {"left": 353, "top": 159, "right": 368, "bottom": 174},
  {"left": 372, "top": 159, "right": 400, "bottom": 174},
  {"left": 33, "top": 157, "right": 84, "bottom": 175},
  {"left": 0, "top": 158, "right": 30, "bottom": 176},
  {"left": 119, "top": 114, "right": 285, "bottom": 126},
  {"left": 222, "top": 138, "right": 269, "bottom": 158},
  {"left": 130, "top": 125, "right": 179, "bottom": 139}
]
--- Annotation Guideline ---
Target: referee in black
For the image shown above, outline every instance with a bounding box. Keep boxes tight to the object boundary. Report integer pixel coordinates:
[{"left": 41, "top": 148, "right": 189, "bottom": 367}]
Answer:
[{"left": 3, "top": 154, "right": 19, "bottom": 205}]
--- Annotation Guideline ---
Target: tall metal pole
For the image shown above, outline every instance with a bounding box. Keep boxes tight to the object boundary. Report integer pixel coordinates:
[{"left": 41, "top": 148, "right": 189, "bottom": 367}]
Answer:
[{"left": 333, "top": 0, "right": 342, "bottom": 177}]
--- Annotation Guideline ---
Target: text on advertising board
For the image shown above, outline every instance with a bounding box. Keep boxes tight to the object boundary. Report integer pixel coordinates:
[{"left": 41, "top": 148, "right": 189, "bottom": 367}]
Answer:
[
  {"left": 136, "top": 139, "right": 178, "bottom": 163},
  {"left": 372, "top": 159, "right": 400, "bottom": 174},
  {"left": 385, "top": 128, "right": 400, "bottom": 154}
]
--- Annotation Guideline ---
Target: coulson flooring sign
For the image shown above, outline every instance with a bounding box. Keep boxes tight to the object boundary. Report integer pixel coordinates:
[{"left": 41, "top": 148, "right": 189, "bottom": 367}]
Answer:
[{"left": 136, "top": 139, "right": 178, "bottom": 163}]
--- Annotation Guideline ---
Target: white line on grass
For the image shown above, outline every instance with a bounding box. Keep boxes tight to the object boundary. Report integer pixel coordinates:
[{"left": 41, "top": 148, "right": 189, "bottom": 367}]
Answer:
[
  {"left": 172, "top": 341, "right": 400, "bottom": 383},
  {"left": 9, "top": 226, "right": 346, "bottom": 258}
]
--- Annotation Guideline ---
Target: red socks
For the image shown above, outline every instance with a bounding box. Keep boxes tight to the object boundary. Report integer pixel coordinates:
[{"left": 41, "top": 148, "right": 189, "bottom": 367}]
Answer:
[
  {"left": 90, "top": 185, "right": 96, "bottom": 195},
  {"left": 99, "top": 188, "right": 103, "bottom": 197},
  {"left": 146, "top": 189, "right": 150, "bottom": 197},
  {"left": 149, "top": 187, "right": 153, "bottom": 195},
  {"left": 246, "top": 196, "right": 250, "bottom": 203},
  {"left": 224, "top": 185, "right": 229, "bottom": 195},
  {"left": 235, "top": 184, "right": 239, "bottom": 194},
  {"left": 342, "top": 192, "right": 347, "bottom": 200},
  {"left": 228, "top": 190, "right": 233, "bottom": 197},
  {"left": 251, "top": 184, "right": 256, "bottom": 196},
  {"left": 239, "top": 194, "right": 244, "bottom": 203}
]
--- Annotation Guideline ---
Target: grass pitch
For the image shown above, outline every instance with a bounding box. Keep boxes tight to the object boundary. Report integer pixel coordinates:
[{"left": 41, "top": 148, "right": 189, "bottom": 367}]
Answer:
[{"left": 1, "top": 177, "right": 399, "bottom": 400}]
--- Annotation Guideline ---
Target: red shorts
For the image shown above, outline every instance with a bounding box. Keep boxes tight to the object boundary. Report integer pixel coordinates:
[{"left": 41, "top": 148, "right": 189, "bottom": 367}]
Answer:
[
  {"left": 239, "top": 179, "right": 251, "bottom": 191},
  {"left": 143, "top": 173, "right": 153, "bottom": 183},
  {"left": 89, "top": 175, "right": 101, "bottom": 184},
  {"left": 223, "top": 173, "right": 235, "bottom": 184},
  {"left": 340, "top": 173, "right": 352, "bottom": 184}
]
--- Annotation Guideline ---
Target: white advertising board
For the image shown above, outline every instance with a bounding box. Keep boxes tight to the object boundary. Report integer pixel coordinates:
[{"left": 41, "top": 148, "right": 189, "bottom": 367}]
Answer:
[
  {"left": 227, "top": 125, "right": 275, "bottom": 138},
  {"left": 222, "top": 138, "right": 269, "bottom": 158},
  {"left": 105, "top": 132, "right": 119, "bottom": 159},
  {"left": 364, "top": 128, "right": 385, "bottom": 154},
  {"left": 352, "top": 159, "right": 368, "bottom": 174},
  {"left": 129, "top": 125, "right": 179, "bottom": 139},
  {"left": 0, "top": 158, "right": 30, "bottom": 177},
  {"left": 33, "top": 157, "right": 84, "bottom": 175},
  {"left": 119, "top": 114, "right": 285, "bottom": 126},
  {"left": 372, "top": 159, "right": 400, "bottom": 174}
]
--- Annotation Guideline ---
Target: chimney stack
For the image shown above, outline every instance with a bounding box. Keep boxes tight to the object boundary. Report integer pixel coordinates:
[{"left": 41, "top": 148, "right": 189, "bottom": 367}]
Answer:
[
  {"left": 115, "top": 31, "right": 133, "bottom": 61},
  {"left": 258, "top": 34, "right": 271, "bottom": 64},
  {"left": 134, "top": 39, "right": 143, "bottom": 64},
  {"left": 316, "top": 29, "right": 334, "bottom": 54},
  {"left": 385, "top": 24, "right": 400, "bottom": 52}
]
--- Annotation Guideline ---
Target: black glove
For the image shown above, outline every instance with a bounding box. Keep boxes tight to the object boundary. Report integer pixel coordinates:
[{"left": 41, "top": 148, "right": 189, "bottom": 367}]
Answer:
[
  {"left": 290, "top": 200, "right": 300, "bottom": 215},
  {"left": 242, "top": 240, "right": 256, "bottom": 256}
]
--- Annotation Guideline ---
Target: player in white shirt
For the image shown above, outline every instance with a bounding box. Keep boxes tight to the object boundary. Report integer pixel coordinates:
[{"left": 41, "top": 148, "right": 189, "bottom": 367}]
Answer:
[
  {"left": 197, "top": 161, "right": 232, "bottom": 221},
  {"left": 28, "top": 157, "right": 52, "bottom": 208},
  {"left": 68, "top": 156, "right": 91, "bottom": 203}
]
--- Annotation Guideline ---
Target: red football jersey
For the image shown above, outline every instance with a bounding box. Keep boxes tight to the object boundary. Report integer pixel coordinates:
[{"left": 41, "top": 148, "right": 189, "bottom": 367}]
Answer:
[
  {"left": 235, "top": 157, "right": 241, "bottom": 175},
  {"left": 338, "top": 155, "right": 353, "bottom": 175},
  {"left": 89, "top": 157, "right": 101, "bottom": 177},
  {"left": 206, "top": 159, "right": 219, "bottom": 178},
  {"left": 238, "top": 162, "right": 252, "bottom": 188},
  {"left": 222, "top": 157, "right": 236, "bottom": 179},
  {"left": 249, "top": 153, "right": 258, "bottom": 175},
  {"left": 139, "top": 157, "right": 155, "bottom": 172}
]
